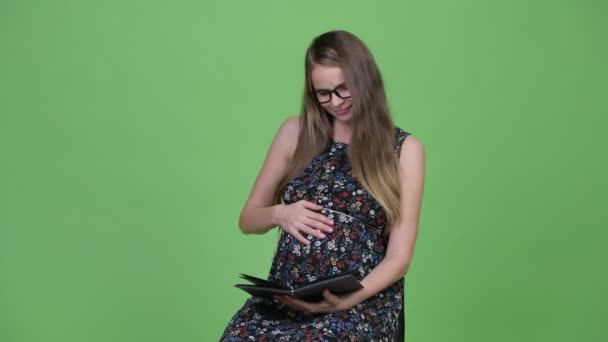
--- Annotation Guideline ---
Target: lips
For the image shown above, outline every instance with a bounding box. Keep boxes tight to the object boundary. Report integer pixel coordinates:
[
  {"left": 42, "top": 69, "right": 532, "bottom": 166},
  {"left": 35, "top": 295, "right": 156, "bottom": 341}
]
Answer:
[{"left": 334, "top": 105, "right": 352, "bottom": 115}]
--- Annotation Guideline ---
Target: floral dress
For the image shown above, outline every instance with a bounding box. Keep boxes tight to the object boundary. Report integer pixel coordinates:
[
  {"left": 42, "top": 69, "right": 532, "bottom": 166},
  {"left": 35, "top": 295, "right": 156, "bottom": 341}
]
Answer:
[{"left": 221, "top": 127, "right": 411, "bottom": 341}]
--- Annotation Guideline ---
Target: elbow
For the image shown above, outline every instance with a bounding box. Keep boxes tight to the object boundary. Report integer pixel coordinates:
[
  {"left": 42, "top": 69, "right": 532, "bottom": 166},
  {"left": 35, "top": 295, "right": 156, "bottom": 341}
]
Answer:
[
  {"left": 399, "top": 253, "right": 415, "bottom": 278},
  {"left": 238, "top": 209, "right": 263, "bottom": 234},
  {"left": 398, "top": 262, "right": 411, "bottom": 278},
  {"left": 387, "top": 253, "right": 412, "bottom": 279},
  {"left": 239, "top": 225, "right": 253, "bottom": 235},
  {"left": 238, "top": 213, "right": 252, "bottom": 234}
]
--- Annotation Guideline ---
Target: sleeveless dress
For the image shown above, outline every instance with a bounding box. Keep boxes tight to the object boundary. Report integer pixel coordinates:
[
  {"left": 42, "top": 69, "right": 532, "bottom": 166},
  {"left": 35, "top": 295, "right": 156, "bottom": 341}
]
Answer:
[{"left": 221, "top": 127, "right": 411, "bottom": 341}]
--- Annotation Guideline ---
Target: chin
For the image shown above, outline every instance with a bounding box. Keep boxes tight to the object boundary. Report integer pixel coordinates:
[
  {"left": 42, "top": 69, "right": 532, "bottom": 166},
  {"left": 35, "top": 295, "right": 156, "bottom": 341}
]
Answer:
[
  {"left": 332, "top": 113, "right": 353, "bottom": 123},
  {"left": 329, "top": 106, "right": 352, "bottom": 117}
]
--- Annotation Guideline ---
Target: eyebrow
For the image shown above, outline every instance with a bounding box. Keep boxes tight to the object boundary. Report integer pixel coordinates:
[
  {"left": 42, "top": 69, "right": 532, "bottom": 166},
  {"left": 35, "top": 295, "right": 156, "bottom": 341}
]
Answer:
[{"left": 314, "top": 82, "right": 347, "bottom": 92}]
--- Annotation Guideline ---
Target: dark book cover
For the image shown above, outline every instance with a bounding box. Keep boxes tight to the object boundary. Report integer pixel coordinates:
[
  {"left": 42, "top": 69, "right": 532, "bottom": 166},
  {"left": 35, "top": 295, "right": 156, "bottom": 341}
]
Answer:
[{"left": 235, "top": 273, "right": 364, "bottom": 302}]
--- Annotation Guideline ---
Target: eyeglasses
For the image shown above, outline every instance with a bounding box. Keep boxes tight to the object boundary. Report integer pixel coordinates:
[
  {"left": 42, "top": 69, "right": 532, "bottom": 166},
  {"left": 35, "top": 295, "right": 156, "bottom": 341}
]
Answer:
[{"left": 310, "top": 83, "right": 351, "bottom": 104}]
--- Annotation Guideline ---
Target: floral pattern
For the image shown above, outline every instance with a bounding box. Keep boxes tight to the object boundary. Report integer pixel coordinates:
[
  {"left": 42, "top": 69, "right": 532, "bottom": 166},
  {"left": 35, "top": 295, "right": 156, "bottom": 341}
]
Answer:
[{"left": 221, "top": 127, "right": 410, "bottom": 341}]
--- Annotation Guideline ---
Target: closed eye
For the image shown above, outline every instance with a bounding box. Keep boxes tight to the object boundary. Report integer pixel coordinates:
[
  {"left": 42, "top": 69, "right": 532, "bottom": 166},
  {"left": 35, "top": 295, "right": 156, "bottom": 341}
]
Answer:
[{"left": 315, "top": 83, "right": 348, "bottom": 94}]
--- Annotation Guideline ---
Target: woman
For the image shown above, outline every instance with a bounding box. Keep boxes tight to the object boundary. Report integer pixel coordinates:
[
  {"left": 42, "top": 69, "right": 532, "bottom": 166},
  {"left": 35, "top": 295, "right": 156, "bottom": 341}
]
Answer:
[{"left": 221, "top": 30, "right": 425, "bottom": 341}]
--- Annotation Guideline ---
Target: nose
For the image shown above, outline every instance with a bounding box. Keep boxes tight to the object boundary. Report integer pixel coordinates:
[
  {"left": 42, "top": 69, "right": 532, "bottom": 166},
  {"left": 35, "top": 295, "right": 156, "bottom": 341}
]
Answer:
[{"left": 330, "top": 93, "right": 345, "bottom": 107}]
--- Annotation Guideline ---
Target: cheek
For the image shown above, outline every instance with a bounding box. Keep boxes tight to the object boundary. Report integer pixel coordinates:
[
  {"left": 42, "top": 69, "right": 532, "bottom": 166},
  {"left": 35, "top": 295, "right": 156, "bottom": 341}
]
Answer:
[
  {"left": 320, "top": 99, "right": 352, "bottom": 110},
  {"left": 320, "top": 102, "right": 332, "bottom": 111}
]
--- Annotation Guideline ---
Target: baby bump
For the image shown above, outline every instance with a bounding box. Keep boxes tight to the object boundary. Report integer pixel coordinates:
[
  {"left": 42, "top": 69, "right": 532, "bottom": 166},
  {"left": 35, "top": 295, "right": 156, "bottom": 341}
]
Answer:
[{"left": 267, "top": 208, "right": 389, "bottom": 289}]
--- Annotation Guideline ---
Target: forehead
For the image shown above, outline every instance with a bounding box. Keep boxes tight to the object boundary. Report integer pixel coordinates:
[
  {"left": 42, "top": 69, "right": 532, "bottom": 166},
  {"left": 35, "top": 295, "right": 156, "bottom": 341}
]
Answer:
[{"left": 311, "top": 65, "right": 345, "bottom": 89}]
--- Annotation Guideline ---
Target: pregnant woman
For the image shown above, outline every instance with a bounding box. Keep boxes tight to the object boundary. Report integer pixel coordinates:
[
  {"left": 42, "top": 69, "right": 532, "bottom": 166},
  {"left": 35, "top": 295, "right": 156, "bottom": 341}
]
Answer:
[{"left": 221, "top": 30, "right": 426, "bottom": 341}]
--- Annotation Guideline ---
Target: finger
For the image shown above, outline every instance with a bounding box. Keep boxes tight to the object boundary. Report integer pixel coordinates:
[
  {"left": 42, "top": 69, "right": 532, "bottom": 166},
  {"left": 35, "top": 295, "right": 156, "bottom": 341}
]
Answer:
[
  {"left": 322, "top": 289, "right": 340, "bottom": 305},
  {"left": 274, "top": 295, "right": 293, "bottom": 307},
  {"left": 301, "top": 200, "right": 323, "bottom": 210},
  {"left": 304, "top": 219, "right": 333, "bottom": 234},
  {"left": 280, "top": 296, "right": 310, "bottom": 312},
  {"left": 290, "top": 229, "right": 311, "bottom": 245},
  {"left": 299, "top": 224, "right": 326, "bottom": 239},
  {"left": 315, "top": 220, "right": 335, "bottom": 233},
  {"left": 306, "top": 214, "right": 335, "bottom": 232},
  {"left": 284, "top": 296, "right": 318, "bottom": 313},
  {"left": 299, "top": 219, "right": 325, "bottom": 239}
]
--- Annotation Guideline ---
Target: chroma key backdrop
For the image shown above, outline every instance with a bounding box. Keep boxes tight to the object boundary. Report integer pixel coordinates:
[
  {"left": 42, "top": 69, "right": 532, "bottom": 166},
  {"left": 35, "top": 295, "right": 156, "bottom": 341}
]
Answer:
[{"left": 1, "top": 1, "right": 606, "bottom": 341}]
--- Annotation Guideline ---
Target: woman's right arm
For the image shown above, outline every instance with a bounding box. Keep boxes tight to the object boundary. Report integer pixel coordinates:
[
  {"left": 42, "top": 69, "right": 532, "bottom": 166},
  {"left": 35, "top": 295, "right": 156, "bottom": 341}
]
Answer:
[
  {"left": 238, "top": 116, "right": 299, "bottom": 234},
  {"left": 239, "top": 116, "right": 335, "bottom": 242}
]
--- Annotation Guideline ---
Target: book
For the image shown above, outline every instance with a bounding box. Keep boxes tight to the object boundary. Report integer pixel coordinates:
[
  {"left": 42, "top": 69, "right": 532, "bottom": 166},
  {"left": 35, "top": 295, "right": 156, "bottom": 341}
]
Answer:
[{"left": 235, "top": 273, "right": 364, "bottom": 302}]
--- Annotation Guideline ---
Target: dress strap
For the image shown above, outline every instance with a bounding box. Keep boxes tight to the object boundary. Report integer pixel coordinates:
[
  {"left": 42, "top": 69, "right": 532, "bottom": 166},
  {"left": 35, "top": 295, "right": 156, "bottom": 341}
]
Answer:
[{"left": 394, "top": 127, "right": 411, "bottom": 157}]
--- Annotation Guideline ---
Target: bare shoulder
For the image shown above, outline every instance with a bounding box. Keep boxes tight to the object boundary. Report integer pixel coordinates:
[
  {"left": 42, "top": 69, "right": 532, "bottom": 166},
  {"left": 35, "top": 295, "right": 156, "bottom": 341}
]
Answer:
[
  {"left": 242, "top": 116, "right": 301, "bottom": 209},
  {"left": 399, "top": 134, "right": 425, "bottom": 165},
  {"left": 274, "top": 116, "right": 301, "bottom": 156},
  {"left": 279, "top": 116, "right": 300, "bottom": 137}
]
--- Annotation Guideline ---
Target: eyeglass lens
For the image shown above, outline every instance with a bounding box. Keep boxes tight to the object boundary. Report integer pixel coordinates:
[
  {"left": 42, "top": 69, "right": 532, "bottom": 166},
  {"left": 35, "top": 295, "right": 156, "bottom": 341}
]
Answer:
[{"left": 315, "top": 85, "right": 351, "bottom": 103}]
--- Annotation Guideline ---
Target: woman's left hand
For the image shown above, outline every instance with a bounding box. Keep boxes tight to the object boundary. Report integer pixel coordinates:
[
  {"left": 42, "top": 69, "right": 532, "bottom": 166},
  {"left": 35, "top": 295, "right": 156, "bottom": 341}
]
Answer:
[{"left": 274, "top": 289, "right": 355, "bottom": 314}]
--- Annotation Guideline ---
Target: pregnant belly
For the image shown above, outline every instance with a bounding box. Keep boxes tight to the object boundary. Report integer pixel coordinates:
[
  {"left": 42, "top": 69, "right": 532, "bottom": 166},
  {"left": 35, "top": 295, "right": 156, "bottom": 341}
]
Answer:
[{"left": 267, "top": 208, "right": 388, "bottom": 289}]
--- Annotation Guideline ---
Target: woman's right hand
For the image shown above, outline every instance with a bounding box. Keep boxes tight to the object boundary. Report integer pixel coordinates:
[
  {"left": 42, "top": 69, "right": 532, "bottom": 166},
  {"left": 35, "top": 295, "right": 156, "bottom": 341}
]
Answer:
[{"left": 275, "top": 200, "right": 335, "bottom": 245}]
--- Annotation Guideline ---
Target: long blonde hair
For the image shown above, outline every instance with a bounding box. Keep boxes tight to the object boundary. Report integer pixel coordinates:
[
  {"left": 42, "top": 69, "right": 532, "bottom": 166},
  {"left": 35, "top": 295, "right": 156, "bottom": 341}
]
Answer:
[{"left": 273, "top": 30, "right": 402, "bottom": 233}]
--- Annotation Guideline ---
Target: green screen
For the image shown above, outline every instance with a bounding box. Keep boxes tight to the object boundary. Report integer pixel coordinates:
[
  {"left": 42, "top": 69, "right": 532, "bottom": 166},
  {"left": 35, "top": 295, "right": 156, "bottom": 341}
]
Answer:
[{"left": 1, "top": 0, "right": 606, "bottom": 341}]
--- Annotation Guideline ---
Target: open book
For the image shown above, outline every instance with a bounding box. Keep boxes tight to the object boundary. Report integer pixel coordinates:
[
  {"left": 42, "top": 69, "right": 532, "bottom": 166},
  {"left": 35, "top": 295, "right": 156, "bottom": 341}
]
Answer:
[{"left": 235, "top": 273, "right": 363, "bottom": 302}]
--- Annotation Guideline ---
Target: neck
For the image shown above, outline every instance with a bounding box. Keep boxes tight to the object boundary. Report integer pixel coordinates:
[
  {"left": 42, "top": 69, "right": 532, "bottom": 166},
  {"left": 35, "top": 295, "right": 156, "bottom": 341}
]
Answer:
[{"left": 332, "top": 121, "right": 352, "bottom": 143}]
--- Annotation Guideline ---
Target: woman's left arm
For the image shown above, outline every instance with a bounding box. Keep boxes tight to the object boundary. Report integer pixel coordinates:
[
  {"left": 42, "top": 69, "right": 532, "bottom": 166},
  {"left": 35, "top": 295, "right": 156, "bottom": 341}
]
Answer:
[{"left": 276, "top": 135, "right": 426, "bottom": 313}]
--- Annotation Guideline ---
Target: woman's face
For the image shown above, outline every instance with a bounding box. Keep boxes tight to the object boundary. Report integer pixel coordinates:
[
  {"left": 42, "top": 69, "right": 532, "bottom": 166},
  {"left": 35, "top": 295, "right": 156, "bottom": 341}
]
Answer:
[{"left": 311, "top": 65, "right": 353, "bottom": 122}]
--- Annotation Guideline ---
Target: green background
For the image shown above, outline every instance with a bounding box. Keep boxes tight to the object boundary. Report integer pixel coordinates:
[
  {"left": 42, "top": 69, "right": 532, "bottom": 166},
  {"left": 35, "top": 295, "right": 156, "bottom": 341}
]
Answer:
[{"left": 1, "top": 0, "right": 606, "bottom": 341}]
